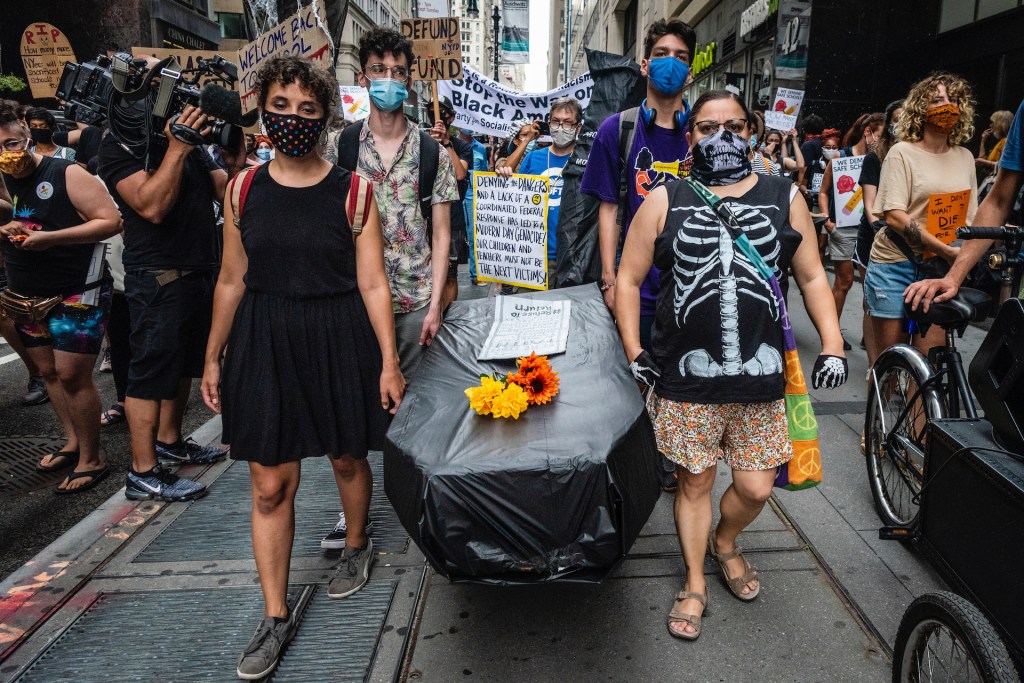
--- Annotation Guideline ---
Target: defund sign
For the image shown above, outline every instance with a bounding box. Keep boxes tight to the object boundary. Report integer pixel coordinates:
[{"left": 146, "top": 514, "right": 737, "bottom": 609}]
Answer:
[{"left": 400, "top": 17, "right": 463, "bottom": 81}]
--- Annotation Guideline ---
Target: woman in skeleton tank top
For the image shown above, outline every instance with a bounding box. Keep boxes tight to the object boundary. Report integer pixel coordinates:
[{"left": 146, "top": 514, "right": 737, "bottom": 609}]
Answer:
[{"left": 614, "top": 90, "right": 847, "bottom": 641}]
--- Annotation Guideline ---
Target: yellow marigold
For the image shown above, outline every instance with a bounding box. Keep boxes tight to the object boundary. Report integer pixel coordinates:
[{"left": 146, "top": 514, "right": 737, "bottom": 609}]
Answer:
[
  {"left": 489, "top": 383, "right": 529, "bottom": 419},
  {"left": 465, "top": 375, "right": 505, "bottom": 415}
]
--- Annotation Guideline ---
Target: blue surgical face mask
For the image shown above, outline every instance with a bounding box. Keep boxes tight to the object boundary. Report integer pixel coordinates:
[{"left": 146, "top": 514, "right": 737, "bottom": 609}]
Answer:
[
  {"left": 368, "top": 78, "right": 408, "bottom": 113},
  {"left": 647, "top": 57, "right": 690, "bottom": 96},
  {"left": 256, "top": 148, "right": 272, "bottom": 161},
  {"left": 749, "top": 133, "right": 758, "bottom": 150}
]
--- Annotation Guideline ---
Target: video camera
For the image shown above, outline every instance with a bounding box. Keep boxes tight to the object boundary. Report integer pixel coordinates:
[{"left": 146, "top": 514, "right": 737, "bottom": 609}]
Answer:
[{"left": 56, "top": 52, "right": 254, "bottom": 169}]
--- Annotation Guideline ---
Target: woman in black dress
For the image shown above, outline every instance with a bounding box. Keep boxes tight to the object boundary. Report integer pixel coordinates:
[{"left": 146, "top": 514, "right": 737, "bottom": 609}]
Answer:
[{"left": 201, "top": 56, "right": 404, "bottom": 680}]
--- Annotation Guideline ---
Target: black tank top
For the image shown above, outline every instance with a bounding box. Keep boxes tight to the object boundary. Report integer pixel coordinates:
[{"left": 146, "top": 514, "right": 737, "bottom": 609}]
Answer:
[
  {"left": 239, "top": 164, "right": 357, "bottom": 299},
  {"left": 651, "top": 176, "right": 802, "bottom": 404},
  {"left": 1, "top": 156, "right": 101, "bottom": 296}
]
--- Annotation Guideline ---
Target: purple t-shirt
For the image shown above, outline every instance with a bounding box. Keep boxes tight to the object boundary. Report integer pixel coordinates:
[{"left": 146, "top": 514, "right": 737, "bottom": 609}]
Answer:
[{"left": 580, "top": 111, "right": 690, "bottom": 315}]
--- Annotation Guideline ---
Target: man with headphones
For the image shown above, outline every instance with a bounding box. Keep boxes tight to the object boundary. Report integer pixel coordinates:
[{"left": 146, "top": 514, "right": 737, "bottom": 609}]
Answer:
[{"left": 580, "top": 19, "right": 695, "bottom": 349}]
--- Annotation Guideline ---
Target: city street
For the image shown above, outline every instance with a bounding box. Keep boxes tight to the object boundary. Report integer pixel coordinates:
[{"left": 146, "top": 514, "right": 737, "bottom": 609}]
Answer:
[{"left": 0, "top": 272, "right": 988, "bottom": 682}]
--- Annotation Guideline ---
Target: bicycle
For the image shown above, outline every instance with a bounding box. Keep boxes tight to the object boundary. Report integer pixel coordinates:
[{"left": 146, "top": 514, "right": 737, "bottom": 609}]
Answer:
[{"left": 864, "top": 226, "right": 1021, "bottom": 529}]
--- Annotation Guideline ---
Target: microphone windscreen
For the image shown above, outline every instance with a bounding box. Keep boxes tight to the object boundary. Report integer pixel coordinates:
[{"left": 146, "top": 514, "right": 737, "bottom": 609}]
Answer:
[
  {"left": 198, "top": 84, "right": 242, "bottom": 124},
  {"left": 240, "top": 109, "right": 260, "bottom": 128}
]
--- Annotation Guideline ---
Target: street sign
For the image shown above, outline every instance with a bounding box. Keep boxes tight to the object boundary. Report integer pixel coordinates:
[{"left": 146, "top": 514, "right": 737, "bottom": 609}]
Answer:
[
  {"left": 400, "top": 17, "right": 462, "bottom": 81},
  {"left": 19, "top": 22, "right": 76, "bottom": 99}
]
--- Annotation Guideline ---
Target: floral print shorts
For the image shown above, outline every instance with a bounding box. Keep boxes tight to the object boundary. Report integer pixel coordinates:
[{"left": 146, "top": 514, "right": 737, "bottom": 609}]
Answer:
[{"left": 653, "top": 398, "right": 793, "bottom": 474}]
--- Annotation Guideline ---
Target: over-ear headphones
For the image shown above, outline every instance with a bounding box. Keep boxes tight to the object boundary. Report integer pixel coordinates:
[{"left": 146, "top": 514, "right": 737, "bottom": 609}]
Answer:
[{"left": 640, "top": 99, "right": 691, "bottom": 131}]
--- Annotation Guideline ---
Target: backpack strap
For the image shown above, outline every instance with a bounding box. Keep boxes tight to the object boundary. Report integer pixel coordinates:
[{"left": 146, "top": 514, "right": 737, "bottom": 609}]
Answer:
[
  {"left": 336, "top": 122, "right": 363, "bottom": 172},
  {"left": 229, "top": 166, "right": 258, "bottom": 227},
  {"left": 618, "top": 107, "right": 640, "bottom": 171},
  {"left": 347, "top": 174, "right": 374, "bottom": 236}
]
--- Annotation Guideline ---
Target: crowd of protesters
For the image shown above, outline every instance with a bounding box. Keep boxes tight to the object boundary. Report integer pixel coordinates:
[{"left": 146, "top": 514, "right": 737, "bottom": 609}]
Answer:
[{"left": 2, "top": 14, "right": 1021, "bottom": 680}]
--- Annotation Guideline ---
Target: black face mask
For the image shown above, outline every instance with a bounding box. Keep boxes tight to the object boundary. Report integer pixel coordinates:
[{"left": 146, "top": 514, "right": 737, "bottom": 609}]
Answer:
[
  {"left": 30, "top": 128, "right": 53, "bottom": 145},
  {"left": 689, "top": 129, "right": 752, "bottom": 186}
]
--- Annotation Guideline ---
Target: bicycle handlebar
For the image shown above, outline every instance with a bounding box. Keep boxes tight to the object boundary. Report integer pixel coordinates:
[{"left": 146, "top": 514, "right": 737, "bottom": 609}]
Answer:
[{"left": 957, "top": 226, "right": 1021, "bottom": 240}]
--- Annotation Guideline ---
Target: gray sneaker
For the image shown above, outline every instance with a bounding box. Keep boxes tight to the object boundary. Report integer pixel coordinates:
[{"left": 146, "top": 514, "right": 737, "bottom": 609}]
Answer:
[
  {"left": 236, "top": 612, "right": 298, "bottom": 680},
  {"left": 22, "top": 376, "right": 49, "bottom": 406},
  {"left": 327, "top": 539, "right": 374, "bottom": 598}
]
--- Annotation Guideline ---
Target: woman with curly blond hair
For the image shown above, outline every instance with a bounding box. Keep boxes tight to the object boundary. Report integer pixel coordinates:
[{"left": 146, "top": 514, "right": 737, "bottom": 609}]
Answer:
[{"left": 863, "top": 72, "right": 978, "bottom": 357}]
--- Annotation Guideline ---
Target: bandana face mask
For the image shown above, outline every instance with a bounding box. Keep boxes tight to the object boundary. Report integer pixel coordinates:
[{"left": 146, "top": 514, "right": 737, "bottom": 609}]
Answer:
[
  {"left": 689, "top": 128, "right": 752, "bottom": 186},
  {"left": 0, "top": 149, "right": 32, "bottom": 176},
  {"left": 261, "top": 111, "right": 327, "bottom": 158},
  {"left": 925, "top": 103, "right": 960, "bottom": 135}
]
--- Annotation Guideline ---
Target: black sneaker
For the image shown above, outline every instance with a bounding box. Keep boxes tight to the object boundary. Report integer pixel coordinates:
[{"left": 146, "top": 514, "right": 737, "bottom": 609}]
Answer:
[
  {"left": 125, "top": 465, "right": 207, "bottom": 501},
  {"left": 156, "top": 437, "right": 227, "bottom": 466},
  {"left": 22, "top": 376, "right": 49, "bottom": 406},
  {"left": 321, "top": 511, "right": 375, "bottom": 550},
  {"left": 236, "top": 611, "right": 298, "bottom": 680}
]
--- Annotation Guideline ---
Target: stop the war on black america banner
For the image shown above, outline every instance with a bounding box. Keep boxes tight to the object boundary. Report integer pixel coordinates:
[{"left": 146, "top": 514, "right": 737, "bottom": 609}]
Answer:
[{"left": 439, "top": 65, "right": 594, "bottom": 137}]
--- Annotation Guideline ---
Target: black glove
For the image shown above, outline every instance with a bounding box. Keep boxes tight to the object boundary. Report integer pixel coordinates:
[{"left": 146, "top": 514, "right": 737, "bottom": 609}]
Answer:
[
  {"left": 811, "top": 354, "right": 848, "bottom": 390},
  {"left": 629, "top": 350, "right": 661, "bottom": 388}
]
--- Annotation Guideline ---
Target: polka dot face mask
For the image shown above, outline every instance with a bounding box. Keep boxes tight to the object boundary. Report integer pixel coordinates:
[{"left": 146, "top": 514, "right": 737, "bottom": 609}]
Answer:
[{"left": 261, "top": 111, "right": 327, "bottom": 158}]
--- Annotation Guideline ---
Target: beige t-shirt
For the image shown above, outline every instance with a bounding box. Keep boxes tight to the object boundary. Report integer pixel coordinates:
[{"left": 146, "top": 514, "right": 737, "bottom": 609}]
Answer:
[{"left": 870, "top": 142, "right": 978, "bottom": 263}]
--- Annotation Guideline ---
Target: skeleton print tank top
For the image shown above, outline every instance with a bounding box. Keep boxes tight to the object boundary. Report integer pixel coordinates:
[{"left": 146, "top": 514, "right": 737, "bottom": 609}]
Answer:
[{"left": 651, "top": 175, "right": 802, "bottom": 404}]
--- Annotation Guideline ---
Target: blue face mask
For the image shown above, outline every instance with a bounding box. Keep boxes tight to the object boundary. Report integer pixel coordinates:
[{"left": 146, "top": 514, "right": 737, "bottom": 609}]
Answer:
[
  {"left": 647, "top": 57, "right": 690, "bottom": 96},
  {"left": 368, "top": 78, "right": 408, "bottom": 113},
  {"left": 749, "top": 133, "right": 758, "bottom": 150},
  {"left": 256, "top": 148, "right": 272, "bottom": 161}
]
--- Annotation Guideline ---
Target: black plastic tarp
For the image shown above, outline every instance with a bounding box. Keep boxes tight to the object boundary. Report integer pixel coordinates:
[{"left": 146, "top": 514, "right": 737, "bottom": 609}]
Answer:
[
  {"left": 384, "top": 284, "right": 660, "bottom": 584},
  {"left": 554, "top": 50, "right": 647, "bottom": 288}
]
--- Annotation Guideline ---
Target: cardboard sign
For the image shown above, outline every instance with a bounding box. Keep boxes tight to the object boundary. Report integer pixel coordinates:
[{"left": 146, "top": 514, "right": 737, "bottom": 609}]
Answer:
[
  {"left": 926, "top": 190, "right": 971, "bottom": 255},
  {"left": 400, "top": 17, "right": 462, "bottom": 81},
  {"left": 473, "top": 172, "right": 550, "bottom": 290},
  {"left": 236, "top": 5, "right": 331, "bottom": 113},
  {"left": 830, "top": 154, "right": 865, "bottom": 228},
  {"left": 339, "top": 86, "right": 370, "bottom": 121},
  {"left": 20, "top": 23, "right": 76, "bottom": 99},
  {"left": 764, "top": 87, "right": 804, "bottom": 131},
  {"left": 439, "top": 65, "right": 593, "bottom": 137},
  {"left": 131, "top": 47, "right": 239, "bottom": 90}
]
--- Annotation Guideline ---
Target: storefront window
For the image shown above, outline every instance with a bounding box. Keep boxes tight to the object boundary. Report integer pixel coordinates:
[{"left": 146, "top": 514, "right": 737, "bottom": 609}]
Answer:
[
  {"left": 217, "top": 12, "right": 245, "bottom": 40},
  {"left": 940, "top": 0, "right": 1022, "bottom": 31},
  {"left": 978, "top": 0, "right": 1020, "bottom": 18},
  {"left": 751, "top": 46, "right": 774, "bottom": 110}
]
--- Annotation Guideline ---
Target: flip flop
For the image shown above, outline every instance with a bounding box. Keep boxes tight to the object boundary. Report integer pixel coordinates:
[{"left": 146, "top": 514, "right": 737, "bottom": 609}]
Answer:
[
  {"left": 36, "top": 450, "right": 79, "bottom": 473},
  {"left": 100, "top": 404, "right": 126, "bottom": 426},
  {"left": 55, "top": 466, "right": 110, "bottom": 495}
]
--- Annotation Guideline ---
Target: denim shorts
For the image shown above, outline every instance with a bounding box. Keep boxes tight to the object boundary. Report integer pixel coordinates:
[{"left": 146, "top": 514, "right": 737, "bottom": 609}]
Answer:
[{"left": 864, "top": 259, "right": 916, "bottom": 319}]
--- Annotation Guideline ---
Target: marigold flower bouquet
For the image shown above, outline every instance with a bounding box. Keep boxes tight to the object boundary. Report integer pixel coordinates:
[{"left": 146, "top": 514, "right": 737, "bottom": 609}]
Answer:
[{"left": 464, "top": 353, "right": 560, "bottom": 419}]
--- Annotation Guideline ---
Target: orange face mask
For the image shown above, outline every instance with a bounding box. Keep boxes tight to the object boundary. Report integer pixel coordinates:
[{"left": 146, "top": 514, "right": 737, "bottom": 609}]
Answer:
[
  {"left": 0, "top": 149, "right": 31, "bottom": 176},
  {"left": 925, "top": 103, "right": 960, "bottom": 135}
]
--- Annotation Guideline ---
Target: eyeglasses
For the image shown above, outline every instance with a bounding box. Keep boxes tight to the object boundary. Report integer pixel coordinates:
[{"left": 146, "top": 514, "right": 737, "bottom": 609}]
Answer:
[
  {"left": 367, "top": 63, "right": 409, "bottom": 79},
  {"left": 1, "top": 138, "right": 30, "bottom": 152},
  {"left": 693, "top": 119, "right": 748, "bottom": 136},
  {"left": 550, "top": 122, "right": 578, "bottom": 132}
]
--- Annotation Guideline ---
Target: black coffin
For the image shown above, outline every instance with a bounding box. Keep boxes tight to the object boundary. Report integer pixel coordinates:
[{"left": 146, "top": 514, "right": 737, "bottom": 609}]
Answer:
[{"left": 384, "top": 284, "right": 661, "bottom": 584}]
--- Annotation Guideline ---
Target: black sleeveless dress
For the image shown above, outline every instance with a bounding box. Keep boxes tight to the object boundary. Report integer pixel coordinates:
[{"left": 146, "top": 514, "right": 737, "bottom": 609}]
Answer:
[{"left": 221, "top": 164, "right": 388, "bottom": 464}]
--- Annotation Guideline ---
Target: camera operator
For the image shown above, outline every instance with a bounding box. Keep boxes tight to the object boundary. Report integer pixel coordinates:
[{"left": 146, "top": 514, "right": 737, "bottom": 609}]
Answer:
[
  {"left": 99, "top": 89, "right": 244, "bottom": 502},
  {"left": 905, "top": 96, "right": 1024, "bottom": 311}
]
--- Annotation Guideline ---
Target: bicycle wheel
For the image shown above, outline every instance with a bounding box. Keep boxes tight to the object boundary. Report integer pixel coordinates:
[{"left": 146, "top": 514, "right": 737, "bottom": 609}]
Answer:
[
  {"left": 893, "top": 591, "right": 1020, "bottom": 683},
  {"left": 865, "top": 346, "right": 946, "bottom": 528}
]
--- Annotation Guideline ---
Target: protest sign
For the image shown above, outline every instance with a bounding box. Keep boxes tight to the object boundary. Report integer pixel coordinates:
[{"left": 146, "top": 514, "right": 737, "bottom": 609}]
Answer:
[
  {"left": 830, "top": 155, "right": 865, "bottom": 228},
  {"left": 925, "top": 190, "right": 971, "bottom": 257},
  {"left": 236, "top": 5, "right": 330, "bottom": 113},
  {"left": 764, "top": 87, "right": 804, "bottom": 130},
  {"left": 20, "top": 23, "right": 76, "bottom": 99},
  {"left": 440, "top": 65, "right": 594, "bottom": 137},
  {"left": 400, "top": 17, "right": 462, "bottom": 81},
  {"left": 131, "top": 48, "right": 239, "bottom": 89},
  {"left": 339, "top": 86, "right": 370, "bottom": 121},
  {"left": 473, "top": 172, "right": 550, "bottom": 290},
  {"left": 478, "top": 298, "right": 572, "bottom": 360}
]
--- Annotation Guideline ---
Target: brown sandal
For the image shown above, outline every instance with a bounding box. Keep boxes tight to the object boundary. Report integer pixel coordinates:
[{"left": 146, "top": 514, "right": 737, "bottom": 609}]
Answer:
[
  {"left": 708, "top": 529, "right": 760, "bottom": 601},
  {"left": 667, "top": 590, "right": 710, "bottom": 641}
]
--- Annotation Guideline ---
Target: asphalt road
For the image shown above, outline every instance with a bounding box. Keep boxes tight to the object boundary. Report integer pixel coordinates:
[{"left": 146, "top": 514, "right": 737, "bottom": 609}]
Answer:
[{"left": 0, "top": 339, "right": 210, "bottom": 578}]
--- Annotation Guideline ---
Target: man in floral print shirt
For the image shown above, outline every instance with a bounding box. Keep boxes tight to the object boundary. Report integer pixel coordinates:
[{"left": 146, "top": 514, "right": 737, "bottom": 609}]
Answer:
[{"left": 352, "top": 28, "right": 458, "bottom": 379}]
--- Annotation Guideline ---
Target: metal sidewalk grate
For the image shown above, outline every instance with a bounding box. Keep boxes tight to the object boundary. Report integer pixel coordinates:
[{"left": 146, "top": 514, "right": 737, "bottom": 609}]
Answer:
[
  {"left": 0, "top": 435, "right": 70, "bottom": 494},
  {"left": 14, "top": 581, "right": 396, "bottom": 682},
  {"left": 134, "top": 452, "right": 409, "bottom": 563}
]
